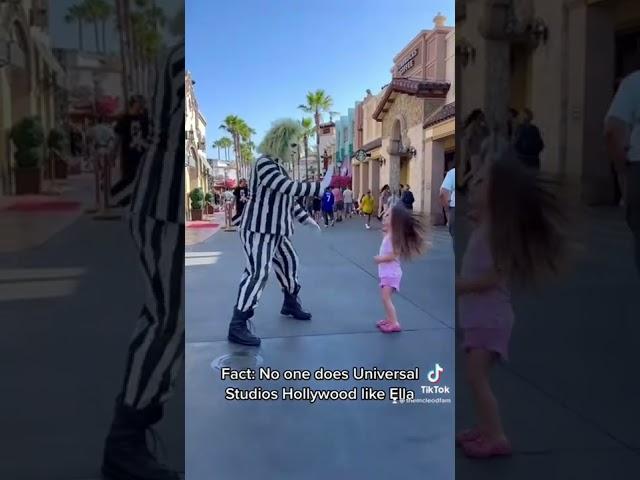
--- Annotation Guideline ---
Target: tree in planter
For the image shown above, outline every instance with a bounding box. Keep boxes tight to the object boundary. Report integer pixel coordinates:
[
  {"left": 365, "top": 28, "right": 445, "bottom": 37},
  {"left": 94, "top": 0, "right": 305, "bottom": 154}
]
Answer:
[
  {"left": 189, "top": 187, "right": 205, "bottom": 221},
  {"left": 10, "top": 117, "right": 45, "bottom": 195},
  {"left": 204, "top": 192, "right": 214, "bottom": 214}
]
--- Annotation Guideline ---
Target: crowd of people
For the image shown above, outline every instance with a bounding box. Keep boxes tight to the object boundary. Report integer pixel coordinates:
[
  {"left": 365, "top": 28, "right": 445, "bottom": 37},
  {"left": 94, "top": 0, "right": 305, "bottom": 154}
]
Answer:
[{"left": 295, "top": 183, "right": 417, "bottom": 230}]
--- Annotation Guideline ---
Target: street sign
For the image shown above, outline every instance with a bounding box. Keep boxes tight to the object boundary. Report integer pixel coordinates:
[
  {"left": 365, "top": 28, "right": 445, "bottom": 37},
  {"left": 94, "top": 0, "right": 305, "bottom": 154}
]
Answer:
[{"left": 354, "top": 149, "right": 367, "bottom": 162}]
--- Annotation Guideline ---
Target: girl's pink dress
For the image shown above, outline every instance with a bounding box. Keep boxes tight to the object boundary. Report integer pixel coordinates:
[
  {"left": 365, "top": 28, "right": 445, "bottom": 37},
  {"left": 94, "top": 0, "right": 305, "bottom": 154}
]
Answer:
[
  {"left": 378, "top": 234, "right": 402, "bottom": 291},
  {"left": 459, "top": 224, "right": 514, "bottom": 361}
]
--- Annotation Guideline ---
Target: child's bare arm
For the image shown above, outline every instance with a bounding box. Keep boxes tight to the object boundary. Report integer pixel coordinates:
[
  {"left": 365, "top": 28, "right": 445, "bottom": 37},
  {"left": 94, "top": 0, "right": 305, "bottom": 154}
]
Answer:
[
  {"left": 456, "top": 272, "right": 501, "bottom": 295},
  {"left": 374, "top": 253, "right": 398, "bottom": 264}
]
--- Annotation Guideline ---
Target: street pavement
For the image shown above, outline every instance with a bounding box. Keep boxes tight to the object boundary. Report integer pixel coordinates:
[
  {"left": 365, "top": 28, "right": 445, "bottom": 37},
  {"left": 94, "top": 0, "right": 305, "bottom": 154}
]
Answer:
[
  {"left": 454, "top": 193, "right": 640, "bottom": 479},
  {"left": 0, "top": 176, "right": 185, "bottom": 479},
  {"left": 185, "top": 214, "right": 455, "bottom": 480}
]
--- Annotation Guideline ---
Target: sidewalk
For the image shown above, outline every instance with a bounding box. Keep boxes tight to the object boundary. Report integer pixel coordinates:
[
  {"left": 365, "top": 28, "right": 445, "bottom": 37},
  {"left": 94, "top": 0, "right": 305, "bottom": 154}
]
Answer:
[
  {"left": 185, "top": 216, "right": 455, "bottom": 480},
  {"left": 0, "top": 174, "right": 94, "bottom": 253},
  {"left": 454, "top": 194, "right": 640, "bottom": 478},
  {"left": 0, "top": 176, "right": 184, "bottom": 478}
]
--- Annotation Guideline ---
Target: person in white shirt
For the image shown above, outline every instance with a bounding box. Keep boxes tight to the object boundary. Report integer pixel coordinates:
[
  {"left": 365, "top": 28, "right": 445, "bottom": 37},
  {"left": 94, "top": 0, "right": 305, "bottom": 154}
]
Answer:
[
  {"left": 605, "top": 70, "right": 640, "bottom": 274},
  {"left": 440, "top": 167, "right": 456, "bottom": 240},
  {"left": 343, "top": 187, "right": 354, "bottom": 218},
  {"left": 223, "top": 188, "right": 235, "bottom": 229}
]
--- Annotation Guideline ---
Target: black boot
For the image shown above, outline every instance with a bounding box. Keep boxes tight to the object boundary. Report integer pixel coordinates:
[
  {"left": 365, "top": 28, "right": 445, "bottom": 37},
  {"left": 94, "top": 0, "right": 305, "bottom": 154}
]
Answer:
[
  {"left": 228, "top": 308, "right": 261, "bottom": 346},
  {"left": 102, "top": 400, "right": 179, "bottom": 480},
  {"left": 281, "top": 286, "right": 312, "bottom": 320}
]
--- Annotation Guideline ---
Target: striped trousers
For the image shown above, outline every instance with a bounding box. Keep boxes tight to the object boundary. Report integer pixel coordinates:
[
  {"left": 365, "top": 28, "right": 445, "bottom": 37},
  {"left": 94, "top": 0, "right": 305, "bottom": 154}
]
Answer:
[
  {"left": 120, "top": 213, "right": 185, "bottom": 412},
  {"left": 236, "top": 229, "right": 300, "bottom": 313}
]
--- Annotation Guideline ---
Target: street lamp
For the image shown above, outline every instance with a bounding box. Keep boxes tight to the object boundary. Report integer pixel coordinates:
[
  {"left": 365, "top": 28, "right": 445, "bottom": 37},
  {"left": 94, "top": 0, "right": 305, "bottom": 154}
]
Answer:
[{"left": 291, "top": 143, "right": 300, "bottom": 180}]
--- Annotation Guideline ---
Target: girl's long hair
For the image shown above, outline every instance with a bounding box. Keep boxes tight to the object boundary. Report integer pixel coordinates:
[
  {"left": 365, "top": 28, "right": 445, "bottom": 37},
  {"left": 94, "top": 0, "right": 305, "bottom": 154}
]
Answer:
[
  {"left": 486, "top": 151, "right": 571, "bottom": 286},
  {"left": 390, "top": 204, "right": 427, "bottom": 261}
]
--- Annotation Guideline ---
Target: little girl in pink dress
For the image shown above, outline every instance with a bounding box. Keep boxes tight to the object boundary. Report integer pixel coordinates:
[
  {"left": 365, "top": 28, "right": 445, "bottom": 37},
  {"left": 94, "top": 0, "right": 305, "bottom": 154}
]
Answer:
[
  {"left": 375, "top": 204, "right": 425, "bottom": 333},
  {"left": 456, "top": 154, "right": 568, "bottom": 459}
]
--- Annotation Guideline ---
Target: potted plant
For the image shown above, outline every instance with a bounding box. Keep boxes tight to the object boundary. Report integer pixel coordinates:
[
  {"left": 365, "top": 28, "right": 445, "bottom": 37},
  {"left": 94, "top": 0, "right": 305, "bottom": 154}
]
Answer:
[
  {"left": 190, "top": 187, "right": 205, "bottom": 221},
  {"left": 48, "top": 128, "right": 68, "bottom": 179},
  {"left": 10, "top": 117, "right": 45, "bottom": 194},
  {"left": 204, "top": 192, "right": 215, "bottom": 214}
]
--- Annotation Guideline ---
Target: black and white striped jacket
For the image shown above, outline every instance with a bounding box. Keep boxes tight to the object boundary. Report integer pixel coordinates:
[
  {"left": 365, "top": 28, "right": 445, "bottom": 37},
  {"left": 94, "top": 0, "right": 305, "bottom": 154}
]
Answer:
[
  {"left": 237, "top": 156, "right": 320, "bottom": 236},
  {"left": 129, "top": 42, "right": 185, "bottom": 223}
]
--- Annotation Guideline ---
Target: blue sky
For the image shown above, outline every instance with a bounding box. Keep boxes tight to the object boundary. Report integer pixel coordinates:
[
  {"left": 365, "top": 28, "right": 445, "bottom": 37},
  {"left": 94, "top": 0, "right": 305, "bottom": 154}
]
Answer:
[{"left": 186, "top": 0, "right": 454, "bottom": 160}]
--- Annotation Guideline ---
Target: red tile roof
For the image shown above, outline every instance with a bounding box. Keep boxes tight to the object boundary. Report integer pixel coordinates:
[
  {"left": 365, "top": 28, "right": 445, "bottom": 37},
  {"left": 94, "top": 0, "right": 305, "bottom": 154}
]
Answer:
[{"left": 373, "top": 78, "right": 450, "bottom": 121}]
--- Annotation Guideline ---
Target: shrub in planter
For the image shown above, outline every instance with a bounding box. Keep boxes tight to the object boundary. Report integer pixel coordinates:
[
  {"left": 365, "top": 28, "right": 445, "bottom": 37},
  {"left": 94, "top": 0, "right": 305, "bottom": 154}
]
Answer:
[
  {"left": 204, "top": 192, "right": 214, "bottom": 214},
  {"left": 10, "top": 117, "right": 45, "bottom": 194},
  {"left": 48, "top": 128, "right": 69, "bottom": 179},
  {"left": 189, "top": 188, "right": 205, "bottom": 221}
]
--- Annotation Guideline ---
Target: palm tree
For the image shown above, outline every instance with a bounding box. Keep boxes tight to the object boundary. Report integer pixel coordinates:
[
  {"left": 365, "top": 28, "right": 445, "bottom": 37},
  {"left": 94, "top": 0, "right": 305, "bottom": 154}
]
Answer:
[
  {"left": 298, "top": 89, "right": 333, "bottom": 176},
  {"left": 213, "top": 139, "right": 222, "bottom": 160},
  {"left": 82, "top": 0, "right": 102, "bottom": 52},
  {"left": 220, "top": 116, "right": 253, "bottom": 181},
  {"left": 219, "top": 137, "right": 233, "bottom": 162},
  {"left": 65, "top": 4, "right": 87, "bottom": 51},
  {"left": 329, "top": 111, "right": 340, "bottom": 122},
  {"left": 240, "top": 141, "right": 255, "bottom": 178},
  {"left": 300, "top": 117, "right": 314, "bottom": 180},
  {"left": 258, "top": 119, "right": 302, "bottom": 176},
  {"left": 95, "top": 0, "right": 113, "bottom": 53}
]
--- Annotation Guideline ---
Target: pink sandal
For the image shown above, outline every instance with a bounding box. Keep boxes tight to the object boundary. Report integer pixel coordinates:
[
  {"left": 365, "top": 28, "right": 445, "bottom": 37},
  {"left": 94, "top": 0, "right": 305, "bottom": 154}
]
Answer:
[
  {"left": 462, "top": 436, "right": 512, "bottom": 458},
  {"left": 378, "top": 322, "right": 402, "bottom": 333},
  {"left": 376, "top": 319, "right": 389, "bottom": 327},
  {"left": 455, "top": 428, "right": 482, "bottom": 446}
]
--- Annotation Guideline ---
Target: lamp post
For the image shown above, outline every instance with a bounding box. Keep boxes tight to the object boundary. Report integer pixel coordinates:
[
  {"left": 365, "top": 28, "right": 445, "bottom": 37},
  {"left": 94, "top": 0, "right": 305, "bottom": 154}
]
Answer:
[{"left": 291, "top": 143, "right": 300, "bottom": 181}]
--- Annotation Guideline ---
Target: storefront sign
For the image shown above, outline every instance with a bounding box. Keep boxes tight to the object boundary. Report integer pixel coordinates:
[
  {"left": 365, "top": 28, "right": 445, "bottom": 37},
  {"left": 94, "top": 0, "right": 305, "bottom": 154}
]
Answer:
[{"left": 398, "top": 48, "right": 419, "bottom": 76}]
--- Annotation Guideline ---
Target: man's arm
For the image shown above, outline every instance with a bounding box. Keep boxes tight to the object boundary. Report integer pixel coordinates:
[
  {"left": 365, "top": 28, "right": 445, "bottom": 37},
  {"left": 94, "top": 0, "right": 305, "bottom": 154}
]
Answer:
[
  {"left": 293, "top": 201, "right": 311, "bottom": 224},
  {"left": 256, "top": 157, "right": 320, "bottom": 197},
  {"left": 605, "top": 117, "right": 630, "bottom": 172},
  {"left": 605, "top": 75, "right": 636, "bottom": 172}
]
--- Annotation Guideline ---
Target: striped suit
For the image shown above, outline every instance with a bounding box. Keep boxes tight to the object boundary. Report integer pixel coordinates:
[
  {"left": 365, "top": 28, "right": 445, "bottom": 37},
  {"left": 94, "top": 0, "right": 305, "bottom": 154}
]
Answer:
[
  {"left": 118, "top": 42, "right": 185, "bottom": 415},
  {"left": 235, "top": 156, "right": 320, "bottom": 313}
]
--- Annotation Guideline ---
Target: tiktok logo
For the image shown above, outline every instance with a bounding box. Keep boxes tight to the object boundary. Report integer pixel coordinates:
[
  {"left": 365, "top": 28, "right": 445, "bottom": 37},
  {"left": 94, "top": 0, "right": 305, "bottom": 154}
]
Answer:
[{"left": 427, "top": 364, "right": 444, "bottom": 383}]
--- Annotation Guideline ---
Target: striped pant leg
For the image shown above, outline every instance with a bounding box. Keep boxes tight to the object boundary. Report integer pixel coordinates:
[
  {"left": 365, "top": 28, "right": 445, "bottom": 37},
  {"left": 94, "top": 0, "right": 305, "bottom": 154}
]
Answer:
[
  {"left": 235, "top": 230, "right": 278, "bottom": 312},
  {"left": 272, "top": 236, "right": 300, "bottom": 295},
  {"left": 120, "top": 213, "right": 185, "bottom": 412}
]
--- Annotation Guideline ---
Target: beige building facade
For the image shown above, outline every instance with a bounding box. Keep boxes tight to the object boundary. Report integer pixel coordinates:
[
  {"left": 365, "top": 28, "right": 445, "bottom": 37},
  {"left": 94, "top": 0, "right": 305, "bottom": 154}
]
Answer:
[
  {"left": 0, "top": 0, "right": 64, "bottom": 196},
  {"left": 372, "top": 14, "right": 454, "bottom": 221},
  {"left": 185, "top": 71, "right": 211, "bottom": 219},
  {"left": 457, "top": 0, "right": 640, "bottom": 205}
]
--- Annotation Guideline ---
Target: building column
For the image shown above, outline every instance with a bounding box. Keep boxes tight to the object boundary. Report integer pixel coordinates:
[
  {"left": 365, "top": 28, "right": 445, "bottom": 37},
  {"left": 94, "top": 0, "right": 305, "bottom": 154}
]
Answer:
[
  {"left": 353, "top": 163, "right": 360, "bottom": 199},
  {"left": 582, "top": 3, "right": 616, "bottom": 205},
  {"left": 424, "top": 139, "right": 445, "bottom": 224}
]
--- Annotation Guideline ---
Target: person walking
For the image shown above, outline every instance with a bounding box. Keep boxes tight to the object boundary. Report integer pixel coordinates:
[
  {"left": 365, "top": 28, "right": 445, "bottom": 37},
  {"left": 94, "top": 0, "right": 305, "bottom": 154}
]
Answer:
[
  {"left": 401, "top": 184, "right": 415, "bottom": 210},
  {"left": 101, "top": 34, "right": 185, "bottom": 480},
  {"left": 332, "top": 185, "right": 344, "bottom": 222},
  {"left": 375, "top": 204, "right": 425, "bottom": 333},
  {"left": 361, "top": 190, "right": 375, "bottom": 229},
  {"left": 343, "top": 186, "right": 354, "bottom": 218},
  {"left": 322, "top": 186, "right": 336, "bottom": 227},
  {"left": 513, "top": 108, "right": 544, "bottom": 170},
  {"left": 440, "top": 167, "right": 456, "bottom": 240},
  {"left": 223, "top": 187, "right": 235, "bottom": 229},
  {"left": 227, "top": 148, "right": 333, "bottom": 346},
  {"left": 378, "top": 185, "right": 391, "bottom": 220},
  {"left": 312, "top": 194, "right": 322, "bottom": 223},
  {"left": 605, "top": 69, "right": 640, "bottom": 274}
]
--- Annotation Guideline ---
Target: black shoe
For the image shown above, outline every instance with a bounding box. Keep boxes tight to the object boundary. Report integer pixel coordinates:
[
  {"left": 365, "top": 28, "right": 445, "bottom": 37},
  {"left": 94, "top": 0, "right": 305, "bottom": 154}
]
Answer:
[
  {"left": 228, "top": 308, "right": 261, "bottom": 346},
  {"left": 281, "top": 286, "right": 312, "bottom": 320},
  {"left": 102, "top": 402, "right": 179, "bottom": 480}
]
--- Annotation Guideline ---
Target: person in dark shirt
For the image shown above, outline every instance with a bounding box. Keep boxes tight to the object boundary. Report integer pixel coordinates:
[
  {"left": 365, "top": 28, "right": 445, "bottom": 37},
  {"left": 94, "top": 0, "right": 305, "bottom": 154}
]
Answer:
[
  {"left": 401, "top": 184, "right": 415, "bottom": 210},
  {"left": 232, "top": 178, "right": 249, "bottom": 221},
  {"left": 111, "top": 95, "right": 150, "bottom": 205},
  {"left": 513, "top": 108, "right": 544, "bottom": 170},
  {"left": 321, "top": 187, "right": 335, "bottom": 227}
]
